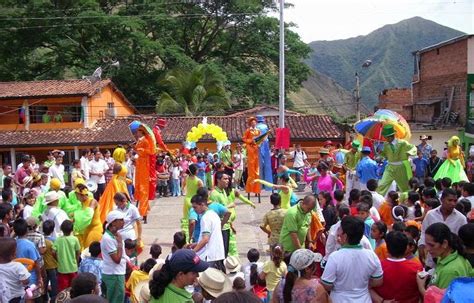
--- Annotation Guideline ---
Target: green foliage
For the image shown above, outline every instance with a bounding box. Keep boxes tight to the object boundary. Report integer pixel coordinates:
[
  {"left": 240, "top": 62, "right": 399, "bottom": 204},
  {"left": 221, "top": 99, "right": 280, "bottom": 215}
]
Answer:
[
  {"left": 0, "top": 0, "right": 311, "bottom": 111},
  {"left": 156, "top": 64, "right": 230, "bottom": 116},
  {"left": 307, "top": 17, "right": 464, "bottom": 108}
]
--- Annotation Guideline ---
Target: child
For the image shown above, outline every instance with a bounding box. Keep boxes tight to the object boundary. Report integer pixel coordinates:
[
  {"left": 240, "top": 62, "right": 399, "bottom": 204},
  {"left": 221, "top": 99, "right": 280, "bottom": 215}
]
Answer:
[
  {"left": 333, "top": 189, "right": 345, "bottom": 208},
  {"left": 379, "top": 191, "right": 399, "bottom": 226},
  {"left": 261, "top": 244, "right": 287, "bottom": 301},
  {"left": 78, "top": 241, "right": 103, "bottom": 295},
  {"left": 170, "top": 160, "right": 182, "bottom": 197},
  {"left": 22, "top": 192, "right": 35, "bottom": 219},
  {"left": 13, "top": 218, "right": 42, "bottom": 300},
  {"left": 70, "top": 159, "right": 85, "bottom": 187},
  {"left": 0, "top": 203, "right": 13, "bottom": 237},
  {"left": 404, "top": 225, "right": 422, "bottom": 265},
  {"left": 124, "top": 239, "right": 138, "bottom": 267},
  {"left": 149, "top": 243, "right": 165, "bottom": 266},
  {"left": 259, "top": 193, "right": 287, "bottom": 246},
  {"left": 404, "top": 191, "right": 423, "bottom": 221},
  {"left": 371, "top": 221, "right": 388, "bottom": 260},
  {"left": 126, "top": 258, "right": 157, "bottom": 303},
  {"left": 53, "top": 220, "right": 81, "bottom": 291},
  {"left": 357, "top": 202, "right": 376, "bottom": 249},
  {"left": 25, "top": 217, "right": 46, "bottom": 257},
  {"left": 242, "top": 249, "right": 262, "bottom": 291},
  {"left": 196, "top": 155, "right": 207, "bottom": 187},
  {"left": 0, "top": 237, "right": 31, "bottom": 303},
  {"left": 42, "top": 220, "right": 58, "bottom": 302},
  {"left": 348, "top": 189, "right": 361, "bottom": 216}
]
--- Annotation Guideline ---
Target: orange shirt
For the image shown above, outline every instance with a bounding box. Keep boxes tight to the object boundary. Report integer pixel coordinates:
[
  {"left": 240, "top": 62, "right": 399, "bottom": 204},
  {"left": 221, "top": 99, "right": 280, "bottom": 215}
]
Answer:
[
  {"left": 379, "top": 202, "right": 394, "bottom": 226},
  {"left": 375, "top": 241, "right": 389, "bottom": 261}
]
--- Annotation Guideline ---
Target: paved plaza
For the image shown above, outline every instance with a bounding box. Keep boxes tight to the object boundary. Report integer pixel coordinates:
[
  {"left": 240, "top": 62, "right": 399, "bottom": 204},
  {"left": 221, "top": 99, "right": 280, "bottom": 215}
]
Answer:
[{"left": 139, "top": 189, "right": 311, "bottom": 263}]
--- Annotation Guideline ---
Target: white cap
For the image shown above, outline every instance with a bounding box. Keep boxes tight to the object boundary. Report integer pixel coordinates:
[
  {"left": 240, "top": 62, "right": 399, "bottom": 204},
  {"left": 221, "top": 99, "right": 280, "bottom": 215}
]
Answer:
[{"left": 105, "top": 210, "right": 125, "bottom": 228}]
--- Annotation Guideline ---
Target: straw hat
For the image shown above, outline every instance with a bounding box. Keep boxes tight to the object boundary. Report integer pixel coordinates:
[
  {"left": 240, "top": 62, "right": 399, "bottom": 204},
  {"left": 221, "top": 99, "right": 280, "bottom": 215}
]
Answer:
[
  {"left": 197, "top": 268, "right": 232, "bottom": 298},
  {"left": 224, "top": 256, "right": 241, "bottom": 274},
  {"left": 44, "top": 191, "right": 59, "bottom": 205},
  {"left": 22, "top": 176, "right": 33, "bottom": 185}
]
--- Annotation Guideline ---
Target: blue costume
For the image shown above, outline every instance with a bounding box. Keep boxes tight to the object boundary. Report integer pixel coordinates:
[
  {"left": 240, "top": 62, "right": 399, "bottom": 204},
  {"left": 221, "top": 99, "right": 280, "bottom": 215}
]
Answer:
[
  {"left": 356, "top": 155, "right": 379, "bottom": 186},
  {"left": 256, "top": 115, "right": 273, "bottom": 190}
]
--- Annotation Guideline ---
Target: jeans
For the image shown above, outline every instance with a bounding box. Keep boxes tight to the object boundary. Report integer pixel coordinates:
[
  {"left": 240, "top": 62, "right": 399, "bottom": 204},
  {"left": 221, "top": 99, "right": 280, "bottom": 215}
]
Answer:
[
  {"left": 102, "top": 274, "right": 125, "bottom": 303},
  {"left": 45, "top": 268, "right": 58, "bottom": 301},
  {"left": 94, "top": 183, "right": 106, "bottom": 201},
  {"left": 172, "top": 179, "right": 181, "bottom": 196}
]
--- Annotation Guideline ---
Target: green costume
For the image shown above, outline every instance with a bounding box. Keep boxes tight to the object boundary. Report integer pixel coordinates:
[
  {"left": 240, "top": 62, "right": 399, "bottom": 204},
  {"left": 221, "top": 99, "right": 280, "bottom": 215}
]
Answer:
[
  {"left": 32, "top": 190, "right": 69, "bottom": 218},
  {"left": 182, "top": 175, "right": 200, "bottom": 242},
  {"left": 377, "top": 125, "right": 417, "bottom": 195}
]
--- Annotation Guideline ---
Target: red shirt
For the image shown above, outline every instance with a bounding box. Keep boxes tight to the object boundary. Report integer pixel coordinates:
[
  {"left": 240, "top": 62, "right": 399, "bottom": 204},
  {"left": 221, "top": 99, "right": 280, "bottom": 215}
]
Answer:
[{"left": 373, "top": 258, "right": 423, "bottom": 303}]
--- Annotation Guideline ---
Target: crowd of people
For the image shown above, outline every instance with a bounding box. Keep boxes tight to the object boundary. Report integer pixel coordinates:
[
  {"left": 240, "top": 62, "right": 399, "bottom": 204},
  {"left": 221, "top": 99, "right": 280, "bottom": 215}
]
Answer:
[{"left": 0, "top": 119, "right": 474, "bottom": 302}]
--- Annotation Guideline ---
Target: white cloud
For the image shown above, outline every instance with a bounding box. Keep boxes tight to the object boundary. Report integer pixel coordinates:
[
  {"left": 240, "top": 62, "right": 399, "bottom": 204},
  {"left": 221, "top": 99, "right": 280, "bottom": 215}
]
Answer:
[{"left": 280, "top": 0, "right": 473, "bottom": 42}]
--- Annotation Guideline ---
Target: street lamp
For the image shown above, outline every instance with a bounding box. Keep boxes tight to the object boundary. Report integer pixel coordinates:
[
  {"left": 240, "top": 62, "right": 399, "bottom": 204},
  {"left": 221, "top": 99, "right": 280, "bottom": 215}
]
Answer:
[{"left": 354, "top": 59, "right": 372, "bottom": 121}]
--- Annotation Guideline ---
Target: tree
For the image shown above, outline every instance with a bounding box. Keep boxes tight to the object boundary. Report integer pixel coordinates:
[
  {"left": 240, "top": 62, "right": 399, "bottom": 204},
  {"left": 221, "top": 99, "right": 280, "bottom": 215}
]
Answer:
[{"left": 156, "top": 64, "right": 230, "bottom": 116}]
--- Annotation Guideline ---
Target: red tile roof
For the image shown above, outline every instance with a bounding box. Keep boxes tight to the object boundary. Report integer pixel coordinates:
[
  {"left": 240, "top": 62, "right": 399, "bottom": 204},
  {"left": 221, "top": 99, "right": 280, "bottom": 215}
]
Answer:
[
  {"left": 0, "top": 79, "right": 112, "bottom": 99},
  {"left": 0, "top": 114, "right": 344, "bottom": 148}
]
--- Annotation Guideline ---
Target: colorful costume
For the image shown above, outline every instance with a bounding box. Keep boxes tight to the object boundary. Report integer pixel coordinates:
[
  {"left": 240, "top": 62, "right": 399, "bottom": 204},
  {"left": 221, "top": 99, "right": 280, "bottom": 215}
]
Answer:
[
  {"left": 243, "top": 118, "right": 261, "bottom": 194},
  {"left": 73, "top": 188, "right": 103, "bottom": 250},
  {"left": 434, "top": 136, "right": 468, "bottom": 182},
  {"left": 135, "top": 130, "right": 156, "bottom": 217},
  {"left": 254, "top": 178, "right": 296, "bottom": 210},
  {"left": 377, "top": 125, "right": 417, "bottom": 195},
  {"left": 98, "top": 164, "right": 130, "bottom": 223},
  {"left": 344, "top": 141, "right": 361, "bottom": 198},
  {"left": 182, "top": 175, "right": 201, "bottom": 241},
  {"left": 256, "top": 115, "right": 273, "bottom": 190},
  {"left": 112, "top": 146, "right": 127, "bottom": 164}
]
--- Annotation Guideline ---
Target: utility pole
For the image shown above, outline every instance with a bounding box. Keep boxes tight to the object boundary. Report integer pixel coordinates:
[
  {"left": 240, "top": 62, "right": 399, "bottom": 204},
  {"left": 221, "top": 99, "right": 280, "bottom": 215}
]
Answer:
[
  {"left": 355, "top": 72, "right": 360, "bottom": 121},
  {"left": 278, "top": 0, "right": 285, "bottom": 128}
]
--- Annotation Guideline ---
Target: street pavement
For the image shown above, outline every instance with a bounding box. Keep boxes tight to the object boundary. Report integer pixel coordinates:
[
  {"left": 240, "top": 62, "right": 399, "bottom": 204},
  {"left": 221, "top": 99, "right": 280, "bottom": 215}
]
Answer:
[{"left": 139, "top": 188, "right": 312, "bottom": 264}]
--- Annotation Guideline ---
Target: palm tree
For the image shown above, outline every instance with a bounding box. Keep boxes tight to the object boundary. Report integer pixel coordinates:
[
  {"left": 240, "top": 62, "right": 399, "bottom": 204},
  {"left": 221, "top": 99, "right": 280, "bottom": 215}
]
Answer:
[{"left": 156, "top": 65, "right": 230, "bottom": 116}]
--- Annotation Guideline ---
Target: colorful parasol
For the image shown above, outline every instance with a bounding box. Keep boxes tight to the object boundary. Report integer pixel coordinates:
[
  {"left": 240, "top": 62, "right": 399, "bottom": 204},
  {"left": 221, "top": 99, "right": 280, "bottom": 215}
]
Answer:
[
  {"left": 354, "top": 109, "right": 411, "bottom": 141},
  {"left": 129, "top": 120, "right": 157, "bottom": 146}
]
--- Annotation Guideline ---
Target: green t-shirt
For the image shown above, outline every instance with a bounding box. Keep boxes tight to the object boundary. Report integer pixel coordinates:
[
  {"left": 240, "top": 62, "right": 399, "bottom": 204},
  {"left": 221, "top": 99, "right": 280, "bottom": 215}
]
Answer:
[
  {"left": 151, "top": 283, "right": 193, "bottom": 303},
  {"left": 431, "top": 251, "right": 472, "bottom": 289},
  {"left": 52, "top": 235, "right": 80, "bottom": 274},
  {"left": 210, "top": 187, "right": 231, "bottom": 230},
  {"left": 279, "top": 204, "right": 311, "bottom": 253},
  {"left": 344, "top": 151, "right": 360, "bottom": 170}
]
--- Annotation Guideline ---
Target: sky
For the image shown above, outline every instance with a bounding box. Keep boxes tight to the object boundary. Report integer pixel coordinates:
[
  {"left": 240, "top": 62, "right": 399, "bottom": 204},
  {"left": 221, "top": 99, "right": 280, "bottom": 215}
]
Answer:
[{"left": 280, "top": 0, "right": 473, "bottom": 43}]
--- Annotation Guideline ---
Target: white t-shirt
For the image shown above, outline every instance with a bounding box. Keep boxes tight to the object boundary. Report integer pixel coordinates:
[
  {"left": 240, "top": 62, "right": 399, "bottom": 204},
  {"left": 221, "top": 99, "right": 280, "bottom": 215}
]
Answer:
[
  {"left": 89, "top": 159, "right": 108, "bottom": 184},
  {"left": 116, "top": 203, "right": 141, "bottom": 240},
  {"left": 171, "top": 166, "right": 182, "bottom": 180},
  {"left": 291, "top": 150, "right": 307, "bottom": 168},
  {"left": 370, "top": 191, "right": 385, "bottom": 210},
  {"left": 324, "top": 221, "right": 373, "bottom": 261},
  {"left": 242, "top": 261, "right": 264, "bottom": 290},
  {"left": 197, "top": 209, "right": 225, "bottom": 262},
  {"left": 80, "top": 156, "right": 90, "bottom": 180},
  {"left": 321, "top": 246, "right": 383, "bottom": 303},
  {"left": 370, "top": 207, "right": 381, "bottom": 222},
  {"left": 101, "top": 231, "right": 127, "bottom": 275},
  {"left": 49, "top": 164, "right": 65, "bottom": 188},
  {"left": 23, "top": 204, "right": 34, "bottom": 219},
  {"left": 41, "top": 207, "right": 69, "bottom": 238},
  {"left": 0, "top": 262, "right": 31, "bottom": 301}
]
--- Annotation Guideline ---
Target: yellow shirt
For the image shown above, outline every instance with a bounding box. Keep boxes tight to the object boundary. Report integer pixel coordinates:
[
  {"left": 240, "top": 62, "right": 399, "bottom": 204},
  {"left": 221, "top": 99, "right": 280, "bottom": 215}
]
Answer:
[
  {"left": 43, "top": 237, "right": 58, "bottom": 270},
  {"left": 263, "top": 260, "right": 287, "bottom": 291},
  {"left": 126, "top": 269, "right": 150, "bottom": 303}
]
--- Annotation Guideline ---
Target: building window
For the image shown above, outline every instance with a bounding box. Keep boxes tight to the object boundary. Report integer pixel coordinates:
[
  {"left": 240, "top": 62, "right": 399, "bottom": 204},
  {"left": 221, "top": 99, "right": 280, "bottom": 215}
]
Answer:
[{"left": 107, "top": 102, "right": 114, "bottom": 109}]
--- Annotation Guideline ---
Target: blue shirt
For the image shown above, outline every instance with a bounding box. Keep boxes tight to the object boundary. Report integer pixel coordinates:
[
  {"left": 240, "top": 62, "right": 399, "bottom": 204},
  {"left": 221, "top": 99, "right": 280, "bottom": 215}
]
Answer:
[
  {"left": 16, "top": 238, "right": 40, "bottom": 284},
  {"left": 356, "top": 156, "right": 378, "bottom": 185},
  {"left": 78, "top": 257, "right": 103, "bottom": 288},
  {"left": 364, "top": 217, "right": 376, "bottom": 250},
  {"left": 189, "top": 203, "right": 228, "bottom": 242},
  {"left": 413, "top": 157, "right": 429, "bottom": 178},
  {"left": 417, "top": 143, "right": 433, "bottom": 159}
]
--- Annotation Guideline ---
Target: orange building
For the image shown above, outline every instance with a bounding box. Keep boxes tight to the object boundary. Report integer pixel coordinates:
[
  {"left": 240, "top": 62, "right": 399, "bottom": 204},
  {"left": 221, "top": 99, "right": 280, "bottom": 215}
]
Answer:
[{"left": 0, "top": 79, "right": 136, "bottom": 168}]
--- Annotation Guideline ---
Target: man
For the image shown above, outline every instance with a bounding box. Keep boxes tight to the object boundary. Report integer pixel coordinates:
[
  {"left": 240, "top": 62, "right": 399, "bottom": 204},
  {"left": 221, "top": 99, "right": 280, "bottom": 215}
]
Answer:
[
  {"left": 89, "top": 150, "right": 108, "bottom": 200},
  {"left": 321, "top": 216, "right": 383, "bottom": 302},
  {"left": 344, "top": 140, "right": 361, "bottom": 198},
  {"left": 218, "top": 142, "right": 234, "bottom": 188},
  {"left": 412, "top": 150, "right": 429, "bottom": 180},
  {"left": 290, "top": 144, "right": 309, "bottom": 182},
  {"left": 209, "top": 172, "right": 233, "bottom": 257},
  {"left": 428, "top": 149, "right": 443, "bottom": 178},
  {"left": 80, "top": 149, "right": 91, "bottom": 180},
  {"left": 101, "top": 210, "right": 127, "bottom": 303},
  {"left": 49, "top": 156, "right": 65, "bottom": 189},
  {"left": 356, "top": 146, "right": 378, "bottom": 191},
  {"left": 460, "top": 182, "right": 474, "bottom": 209},
  {"left": 418, "top": 134, "right": 433, "bottom": 160},
  {"left": 279, "top": 195, "right": 316, "bottom": 253},
  {"left": 256, "top": 115, "right": 273, "bottom": 190},
  {"left": 372, "top": 231, "right": 423, "bottom": 303},
  {"left": 419, "top": 188, "right": 467, "bottom": 267},
  {"left": 377, "top": 124, "right": 417, "bottom": 195},
  {"left": 14, "top": 154, "right": 32, "bottom": 194},
  {"left": 41, "top": 191, "right": 69, "bottom": 238},
  {"left": 114, "top": 192, "right": 142, "bottom": 242},
  {"left": 191, "top": 194, "right": 225, "bottom": 271}
]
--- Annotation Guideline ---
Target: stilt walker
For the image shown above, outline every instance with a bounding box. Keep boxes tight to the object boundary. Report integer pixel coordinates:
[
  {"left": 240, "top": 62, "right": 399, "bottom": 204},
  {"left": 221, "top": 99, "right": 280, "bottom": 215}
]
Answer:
[{"left": 243, "top": 117, "right": 261, "bottom": 202}]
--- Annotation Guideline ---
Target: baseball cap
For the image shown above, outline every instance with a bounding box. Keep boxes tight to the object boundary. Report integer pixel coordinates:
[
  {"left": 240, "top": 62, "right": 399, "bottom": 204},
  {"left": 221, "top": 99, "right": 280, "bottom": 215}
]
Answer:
[
  {"left": 290, "top": 249, "right": 323, "bottom": 271},
  {"left": 361, "top": 146, "right": 371, "bottom": 153},
  {"left": 105, "top": 210, "right": 125, "bottom": 228},
  {"left": 169, "top": 249, "right": 209, "bottom": 274}
]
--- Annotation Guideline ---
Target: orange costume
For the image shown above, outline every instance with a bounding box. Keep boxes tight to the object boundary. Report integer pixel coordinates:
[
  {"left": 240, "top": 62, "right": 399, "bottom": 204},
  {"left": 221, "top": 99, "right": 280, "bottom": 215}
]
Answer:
[
  {"left": 242, "top": 119, "right": 261, "bottom": 194},
  {"left": 135, "top": 130, "right": 156, "bottom": 217},
  {"left": 98, "top": 164, "right": 130, "bottom": 223}
]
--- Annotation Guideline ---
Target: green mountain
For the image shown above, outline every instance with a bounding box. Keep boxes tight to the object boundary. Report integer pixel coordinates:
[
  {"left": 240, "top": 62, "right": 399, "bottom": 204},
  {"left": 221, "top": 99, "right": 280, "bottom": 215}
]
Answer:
[{"left": 306, "top": 17, "right": 465, "bottom": 108}]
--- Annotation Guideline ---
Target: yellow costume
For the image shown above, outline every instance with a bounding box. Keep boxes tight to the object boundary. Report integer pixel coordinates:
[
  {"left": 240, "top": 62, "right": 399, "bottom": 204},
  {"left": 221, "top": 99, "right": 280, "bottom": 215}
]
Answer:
[
  {"left": 434, "top": 136, "right": 468, "bottom": 182},
  {"left": 74, "top": 192, "right": 103, "bottom": 250}
]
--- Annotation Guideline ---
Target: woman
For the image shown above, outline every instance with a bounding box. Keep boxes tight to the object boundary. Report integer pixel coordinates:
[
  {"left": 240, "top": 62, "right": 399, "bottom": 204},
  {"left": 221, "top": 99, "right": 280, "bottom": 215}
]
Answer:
[
  {"left": 98, "top": 163, "right": 130, "bottom": 223},
  {"left": 149, "top": 249, "right": 208, "bottom": 302},
  {"left": 73, "top": 182, "right": 103, "bottom": 250},
  {"left": 242, "top": 117, "right": 261, "bottom": 194},
  {"left": 272, "top": 249, "right": 329, "bottom": 303},
  {"left": 182, "top": 164, "right": 203, "bottom": 241},
  {"left": 312, "top": 162, "right": 343, "bottom": 198},
  {"left": 417, "top": 222, "right": 472, "bottom": 296},
  {"left": 103, "top": 150, "right": 115, "bottom": 184},
  {"left": 254, "top": 175, "right": 297, "bottom": 209},
  {"left": 135, "top": 126, "right": 156, "bottom": 221},
  {"left": 434, "top": 136, "right": 469, "bottom": 182}
]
